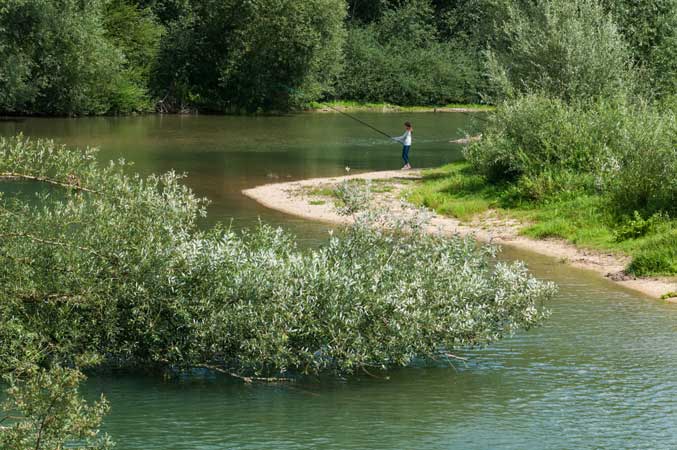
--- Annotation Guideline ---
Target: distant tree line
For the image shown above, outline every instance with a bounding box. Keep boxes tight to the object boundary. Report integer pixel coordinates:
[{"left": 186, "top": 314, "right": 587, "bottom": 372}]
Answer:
[{"left": 0, "top": 0, "right": 674, "bottom": 115}]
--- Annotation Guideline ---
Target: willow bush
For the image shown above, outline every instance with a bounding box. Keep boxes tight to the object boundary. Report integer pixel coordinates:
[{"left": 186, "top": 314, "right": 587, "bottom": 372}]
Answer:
[
  {"left": 0, "top": 135, "right": 556, "bottom": 445},
  {"left": 0, "top": 367, "right": 113, "bottom": 450},
  {"left": 0, "top": 135, "right": 555, "bottom": 379}
]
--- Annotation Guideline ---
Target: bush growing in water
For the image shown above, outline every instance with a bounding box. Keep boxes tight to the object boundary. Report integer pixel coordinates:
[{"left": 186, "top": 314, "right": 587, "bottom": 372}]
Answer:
[
  {"left": 0, "top": 135, "right": 556, "bottom": 445},
  {"left": 0, "top": 366, "right": 113, "bottom": 450},
  {"left": 0, "top": 135, "right": 554, "bottom": 377}
]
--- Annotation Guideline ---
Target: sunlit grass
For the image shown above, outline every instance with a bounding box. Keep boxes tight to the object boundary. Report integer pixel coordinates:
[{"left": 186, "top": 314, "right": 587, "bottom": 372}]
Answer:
[
  {"left": 405, "top": 162, "right": 501, "bottom": 222},
  {"left": 406, "top": 161, "right": 677, "bottom": 276}
]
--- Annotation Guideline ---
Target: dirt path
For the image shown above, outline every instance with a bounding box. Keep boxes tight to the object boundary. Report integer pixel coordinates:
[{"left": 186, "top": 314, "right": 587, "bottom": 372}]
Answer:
[{"left": 243, "top": 170, "right": 677, "bottom": 302}]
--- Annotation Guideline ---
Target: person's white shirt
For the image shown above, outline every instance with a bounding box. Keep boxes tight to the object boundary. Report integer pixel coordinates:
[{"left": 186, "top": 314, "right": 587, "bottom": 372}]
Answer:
[{"left": 393, "top": 130, "right": 412, "bottom": 146}]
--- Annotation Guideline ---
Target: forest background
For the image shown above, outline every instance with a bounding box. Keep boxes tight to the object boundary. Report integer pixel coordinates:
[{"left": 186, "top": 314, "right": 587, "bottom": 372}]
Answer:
[{"left": 1, "top": 0, "right": 674, "bottom": 115}]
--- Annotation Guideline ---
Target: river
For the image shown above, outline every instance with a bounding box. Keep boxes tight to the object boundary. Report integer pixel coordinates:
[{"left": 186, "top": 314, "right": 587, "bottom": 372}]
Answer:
[{"left": 1, "top": 114, "right": 675, "bottom": 449}]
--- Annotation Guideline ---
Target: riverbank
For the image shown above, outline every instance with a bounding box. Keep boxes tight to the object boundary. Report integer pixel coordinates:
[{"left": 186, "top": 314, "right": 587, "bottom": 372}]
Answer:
[
  {"left": 243, "top": 170, "right": 677, "bottom": 301},
  {"left": 306, "top": 100, "right": 494, "bottom": 113}
]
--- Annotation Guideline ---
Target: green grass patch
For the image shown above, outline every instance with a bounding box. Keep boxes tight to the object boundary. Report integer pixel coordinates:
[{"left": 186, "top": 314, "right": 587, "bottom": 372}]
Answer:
[
  {"left": 626, "top": 229, "right": 677, "bottom": 276},
  {"left": 304, "top": 186, "right": 335, "bottom": 197},
  {"left": 405, "top": 162, "right": 502, "bottom": 222},
  {"left": 309, "top": 200, "right": 326, "bottom": 206},
  {"left": 406, "top": 161, "right": 677, "bottom": 276}
]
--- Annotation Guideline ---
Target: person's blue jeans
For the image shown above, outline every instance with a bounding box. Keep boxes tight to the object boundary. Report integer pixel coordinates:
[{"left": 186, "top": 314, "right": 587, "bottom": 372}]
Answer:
[{"left": 402, "top": 145, "right": 411, "bottom": 165}]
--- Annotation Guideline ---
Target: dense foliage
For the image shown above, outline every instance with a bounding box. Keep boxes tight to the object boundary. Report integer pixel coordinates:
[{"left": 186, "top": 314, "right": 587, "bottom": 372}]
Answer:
[
  {"left": 337, "top": 0, "right": 486, "bottom": 105},
  {"left": 2, "top": 0, "right": 675, "bottom": 114},
  {"left": 485, "top": 0, "right": 635, "bottom": 101},
  {"left": 0, "top": 0, "right": 128, "bottom": 115},
  {"left": 464, "top": 95, "right": 677, "bottom": 214},
  {"left": 0, "top": 136, "right": 555, "bottom": 444},
  {"left": 602, "top": 0, "right": 677, "bottom": 98},
  {"left": 153, "top": 0, "right": 346, "bottom": 112}
]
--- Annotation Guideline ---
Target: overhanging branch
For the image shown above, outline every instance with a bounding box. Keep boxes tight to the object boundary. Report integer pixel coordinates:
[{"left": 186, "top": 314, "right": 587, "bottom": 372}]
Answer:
[{"left": 0, "top": 172, "right": 97, "bottom": 194}]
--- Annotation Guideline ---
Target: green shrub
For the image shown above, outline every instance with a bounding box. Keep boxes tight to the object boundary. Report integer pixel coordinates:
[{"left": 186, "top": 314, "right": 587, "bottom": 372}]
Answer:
[
  {"left": 464, "top": 95, "right": 677, "bottom": 214},
  {"left": 614, "top": 211, "right": 670, "bottom": 242},
  {"left": 0, "top": 367, "right": 113, "bottom": 450},
  {"left": 504, "top": 171, "right": 596, "bottom": 205},
  {"left": 463, "top": 95, "right": 618, "bottom": 183},
  {"left": 600, "top": 106, "right": 677, "bottom": 216},
  {"left": 0, "top": 136, "right": 555, "bottom": 378},
  {"left": 486, "top": 0, "right": 635, "bottom": 102}
]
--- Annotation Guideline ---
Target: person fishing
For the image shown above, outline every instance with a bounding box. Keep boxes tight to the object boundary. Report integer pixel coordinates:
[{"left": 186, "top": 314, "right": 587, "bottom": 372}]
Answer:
[
  {"left": 392, "top": 121, "right": 413, "bottom": 170},
  {"left": 319, "top": 103, "right": 416, "bottom": 169}
]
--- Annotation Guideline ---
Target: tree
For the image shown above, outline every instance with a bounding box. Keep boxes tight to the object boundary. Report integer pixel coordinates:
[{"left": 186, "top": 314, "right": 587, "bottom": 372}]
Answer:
[
  {"left": 601, "top": 0, "right": 677, "bottom": 99},
  {"left": 337, "top": 0, "right": 487, "bottom": 105},
  {"left": 103, "top": 0, "right": 165, "bottom": 113},
  {"left": 485, "top": 0, "right": 635, "bottom": 102},
  {"left": 0, "top": 0, "right": 126, "bottom": 115},
  {"left": 134, "top": 0, "right": 191, "bottom": 25},
  {"left": 153, "top": 0, "right": 347, "bottom": 112}
]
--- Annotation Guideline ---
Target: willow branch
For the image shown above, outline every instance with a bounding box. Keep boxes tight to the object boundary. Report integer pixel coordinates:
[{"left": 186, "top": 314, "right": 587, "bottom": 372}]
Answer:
[
  {"left": 0, "top": 232, "right": 108, "bottom": 261},
  {"left": 0, "top": 172, "right": 97, "bottom": 194}
]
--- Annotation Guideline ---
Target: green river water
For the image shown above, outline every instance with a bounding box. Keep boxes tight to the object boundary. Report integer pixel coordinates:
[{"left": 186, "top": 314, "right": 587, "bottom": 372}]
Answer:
[{"left": 1, "top": 114, "right": 676, "bottom": 449}]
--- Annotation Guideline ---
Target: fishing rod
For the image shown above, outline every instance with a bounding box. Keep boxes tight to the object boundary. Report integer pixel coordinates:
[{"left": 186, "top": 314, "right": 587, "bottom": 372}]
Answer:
[
  {"left": 321, "top": 103, "right": 394, "bottom": 139},
  {"left": 322, "top": 101, "right": 492, "bottom": 139}
]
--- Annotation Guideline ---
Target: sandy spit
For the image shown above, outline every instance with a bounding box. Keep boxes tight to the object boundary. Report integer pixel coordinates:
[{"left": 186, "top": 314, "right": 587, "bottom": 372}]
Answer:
[{"left": 242, "top": 170, "right": 677, "bottom": 302}]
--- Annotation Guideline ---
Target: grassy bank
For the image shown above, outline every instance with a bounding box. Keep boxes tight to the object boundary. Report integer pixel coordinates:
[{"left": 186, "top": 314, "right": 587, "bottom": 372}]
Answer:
[
  {"left": 306, "top": 100, "right": 494, "bottom": 113},
  {"left": 406, "top": 162, "right": 677, "bottom": 278}
]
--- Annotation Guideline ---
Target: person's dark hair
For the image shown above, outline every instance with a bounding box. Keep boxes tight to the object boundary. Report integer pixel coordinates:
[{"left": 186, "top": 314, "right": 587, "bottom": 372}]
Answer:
[{"left": 404, "top": 121, "right": 412, "bottom": 128}]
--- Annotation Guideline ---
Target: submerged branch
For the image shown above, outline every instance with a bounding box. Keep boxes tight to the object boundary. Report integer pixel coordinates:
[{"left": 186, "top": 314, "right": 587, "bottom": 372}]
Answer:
[
  {"left": 195, "top": 364, "right": 294, "bottom": 383},
  {"left": 442, "top": 353, "right": 468, "bottom": 362},
  {"left": 361, "top": 366, "right": 390, "bottom": 380}
]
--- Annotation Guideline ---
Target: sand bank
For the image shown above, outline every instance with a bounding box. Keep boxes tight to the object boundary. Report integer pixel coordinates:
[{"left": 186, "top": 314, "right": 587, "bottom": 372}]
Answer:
[{"left": 243, "top": 170, "right": 677, "bottom": 302}]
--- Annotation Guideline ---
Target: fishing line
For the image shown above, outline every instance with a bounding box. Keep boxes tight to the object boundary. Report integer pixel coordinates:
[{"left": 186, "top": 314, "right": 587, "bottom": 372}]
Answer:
[
  {"left": 321, "top": 101, "right": 492, "bottom": 145},
  {"left": 284, "top": 85, "right": 493, "bottom": 134},
  {"left": 321, "top": 103, "right": 393, "bottom": 139}
]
